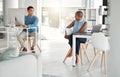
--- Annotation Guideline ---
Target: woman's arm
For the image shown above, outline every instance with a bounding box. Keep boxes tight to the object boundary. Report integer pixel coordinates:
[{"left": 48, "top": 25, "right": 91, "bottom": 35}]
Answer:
[
  {"left": 64, "top": 20, "right": 75, "bottom": 39},
  {"left": 78, "top": 22, "right": 87, "bottom": 33},
  {"left": 66, "top": 20, "right": 75, "bottom": 28}
]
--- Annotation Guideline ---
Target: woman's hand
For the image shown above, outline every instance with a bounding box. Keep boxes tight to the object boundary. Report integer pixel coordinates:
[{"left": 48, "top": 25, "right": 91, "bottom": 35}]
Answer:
[{"left": 64, "top": 34, "right": 70, "bottom": 39}]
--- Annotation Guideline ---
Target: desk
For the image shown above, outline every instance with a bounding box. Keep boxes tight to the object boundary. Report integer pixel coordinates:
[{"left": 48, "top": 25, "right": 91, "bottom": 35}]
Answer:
[
  {"left": 72, "top": 32, "right": 92, "bottom": 66},
  {"left": 0, "top": 26, "right": 28, "bottom": 52},
  {"left": 0, "top": 27, "right": 9, "bottom": 50},
  {"left": 0, "top": 26, "right": 19, "bottom": 50}
]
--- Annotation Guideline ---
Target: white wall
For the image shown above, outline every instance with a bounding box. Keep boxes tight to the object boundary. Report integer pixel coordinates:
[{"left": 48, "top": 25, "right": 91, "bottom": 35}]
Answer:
[
  {"left": 4, "top": 0, "right": 18, "bottom": 8},
  {"left": 108, "top": 0, "right": 120, "bottom": 77},
  {"left": 19, "top": 0, "right": 40, "bottom": 22},
  {"left": 19, "top": 0, "right": 37, "bottom": 15},
  {"left": 42, "top": 0, "right": 83, "bottom": 7},
  {"left": 0, "top": 1, "right": 2, "bottom": 12},
  {"left": 19, "top": 0, "right": 25, "bottom": 8}
]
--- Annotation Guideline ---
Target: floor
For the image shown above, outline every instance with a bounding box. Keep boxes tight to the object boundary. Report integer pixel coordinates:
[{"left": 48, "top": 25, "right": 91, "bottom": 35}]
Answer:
[
  {"left": 0, "top": 26, "right": 108, "bottom": 77},
  {"left": 40, "top": 26, "right": 108, "bottom": 77}
]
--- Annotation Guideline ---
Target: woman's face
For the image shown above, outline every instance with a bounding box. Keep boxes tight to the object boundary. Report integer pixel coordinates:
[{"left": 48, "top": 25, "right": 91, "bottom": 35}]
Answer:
[{"left": 75, "top": 15, "right": 83, "bottom": 21}]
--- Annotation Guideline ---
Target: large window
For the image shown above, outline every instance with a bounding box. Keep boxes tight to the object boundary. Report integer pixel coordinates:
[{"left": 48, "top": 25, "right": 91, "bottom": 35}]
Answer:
[{"left": 40, "top": 0, "right": 104, "bottom": 38}]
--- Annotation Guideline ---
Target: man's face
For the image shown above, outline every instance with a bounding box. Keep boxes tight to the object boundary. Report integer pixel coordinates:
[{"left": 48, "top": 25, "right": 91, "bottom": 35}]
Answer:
[
  {"left": 75, "top": 14, "right": 83, "bottom": 21},
  {"left": 27, "top": 8, "right": 34, "bottom": 16}
]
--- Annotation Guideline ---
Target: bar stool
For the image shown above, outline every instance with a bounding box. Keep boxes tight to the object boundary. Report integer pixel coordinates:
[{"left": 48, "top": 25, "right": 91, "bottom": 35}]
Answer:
[
  {"left": 63, "top": 43, "right": 90, "bottom": 64},
  {"left": 79, "top": 43, "right": 90, "bottom": 64},
  {"left": 19, "top": 36, "right": 41, "bottom": 53},
  {"left": 28, "top": 36, "right": 41, "bottom": 53}
]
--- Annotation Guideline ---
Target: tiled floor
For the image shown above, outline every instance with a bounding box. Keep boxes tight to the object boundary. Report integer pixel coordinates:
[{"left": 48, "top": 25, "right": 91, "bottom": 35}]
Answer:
[
  {"left": 41, "top": 26, "right": 108, "bottom": 77},
  {"left": 41, "top": 39, "right": 108, "bottom": 77},
  {"left": 0, "top": 26, "right": 108, "bottom": 77}
]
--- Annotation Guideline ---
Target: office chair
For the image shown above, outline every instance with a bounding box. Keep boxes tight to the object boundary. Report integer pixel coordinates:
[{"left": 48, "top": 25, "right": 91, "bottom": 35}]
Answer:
[{"left": 87, "top": 33, "right": 109, "bottom": 74}]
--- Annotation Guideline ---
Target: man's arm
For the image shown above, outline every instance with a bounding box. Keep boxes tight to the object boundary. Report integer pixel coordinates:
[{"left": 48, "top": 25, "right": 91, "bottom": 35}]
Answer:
[{"left": 78, "top": 22, "right": 87, "bottom": 33}]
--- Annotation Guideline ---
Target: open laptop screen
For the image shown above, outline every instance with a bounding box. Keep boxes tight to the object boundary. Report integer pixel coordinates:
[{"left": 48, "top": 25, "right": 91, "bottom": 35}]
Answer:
[{"left": 91, "top": 25, "right": 102, "bottom": 33}]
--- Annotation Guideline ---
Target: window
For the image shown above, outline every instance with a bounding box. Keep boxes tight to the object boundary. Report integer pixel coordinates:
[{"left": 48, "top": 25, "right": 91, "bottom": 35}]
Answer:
[{"left": 0, "top": 0, "right": 3, "bottom": 25}]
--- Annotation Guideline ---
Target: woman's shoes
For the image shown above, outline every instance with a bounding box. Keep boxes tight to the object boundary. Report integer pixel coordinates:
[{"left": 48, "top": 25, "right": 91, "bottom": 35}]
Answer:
[
  {"left": 22, "top": 47, "right": 27, "bottom": 51},
  {"left": 31, "top": 47, "right": 35, "bottom": 53}
]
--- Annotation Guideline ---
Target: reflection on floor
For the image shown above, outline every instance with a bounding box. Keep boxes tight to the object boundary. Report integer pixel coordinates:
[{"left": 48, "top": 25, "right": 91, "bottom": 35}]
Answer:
[{"left": 41, "top": 26, "right": 108, "bottom": 77}]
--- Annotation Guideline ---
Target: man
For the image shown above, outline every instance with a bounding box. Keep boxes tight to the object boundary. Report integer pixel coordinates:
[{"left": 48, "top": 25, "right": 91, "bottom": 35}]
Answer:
[{"left": 19, "top": 6, "right": 39, "bottom": 52}]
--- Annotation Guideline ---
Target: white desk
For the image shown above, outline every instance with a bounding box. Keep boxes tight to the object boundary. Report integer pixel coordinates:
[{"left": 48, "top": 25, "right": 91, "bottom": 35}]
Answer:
[
  {"left": 0, "top": 26, "right": 28, "bottom": 51},
  {"left": 72, "top": 32, "right": 92, "bottom": 67},
  {"left": 0, "top": 27, "right": 8, "bottom": 50},
  {"left": 0, "top": 26, "right": 19, "bottom": 50}
]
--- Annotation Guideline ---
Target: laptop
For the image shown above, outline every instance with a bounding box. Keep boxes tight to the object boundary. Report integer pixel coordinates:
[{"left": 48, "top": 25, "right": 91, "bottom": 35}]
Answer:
[
  {"left": 91, "top": 25, "right": 102, "bottom": 33},
  {"left": 15, "top": 16, "right": 24, "bottom": 27}
]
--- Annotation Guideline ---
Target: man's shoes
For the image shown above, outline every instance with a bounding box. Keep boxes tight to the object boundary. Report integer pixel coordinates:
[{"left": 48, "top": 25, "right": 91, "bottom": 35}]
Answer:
[
  {"left": 22, "top": 47, "right": 27, "bottom": 52},
  {"left": 31, "top": 47, "right": 35, "bottom": 53},
  {"left": 31, "top": 47, "right": 34, "bottom": 50},
  {"left": 32, "top": 51, "right": 35, "bottom": 53}
]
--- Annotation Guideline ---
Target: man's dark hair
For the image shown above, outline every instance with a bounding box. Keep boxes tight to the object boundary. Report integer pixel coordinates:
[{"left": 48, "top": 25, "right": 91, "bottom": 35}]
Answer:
[
  {"left": 75, "top": 11, "right": 83, "bottom": 16},
  {"left": 27, "top": 6, "right": 34, "bottom": 10}
]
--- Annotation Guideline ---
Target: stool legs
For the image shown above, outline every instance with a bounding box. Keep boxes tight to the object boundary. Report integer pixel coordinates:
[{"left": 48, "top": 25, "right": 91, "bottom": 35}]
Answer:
[
  {"left": 82, "top": 44, "right": 90, "bottom": 62},
  {"left": 87, "top": 51, "right": 100, "bottom": 71},
  {"left": 19, "top": 38, "right": 26, "bottom": 51},
  {"left": 63, "top": 44, "right": 90, "bottom": 64},
  {"left": 103, "top": 51, "right": 107, "bottom": 74},
  {"left": 94, "top": 48, "right": 97, "bottom": 55},
  {"left": 101, "top": 51, "right": 104, "bottom": 68},
  {"left": 87, "top": 51, "right": 107, "bottom": 74},
  {"left": 80, "top": 44, "right": 90, "bottom": 64},
  {"left": 37, "top": 44, "right": 41, "bottom": 52}
]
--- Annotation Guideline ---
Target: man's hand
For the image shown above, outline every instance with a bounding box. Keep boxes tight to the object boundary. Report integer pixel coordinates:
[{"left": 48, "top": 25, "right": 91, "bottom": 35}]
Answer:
[{"left": 22, "top": 25, "right": 28, "bottom": 28}]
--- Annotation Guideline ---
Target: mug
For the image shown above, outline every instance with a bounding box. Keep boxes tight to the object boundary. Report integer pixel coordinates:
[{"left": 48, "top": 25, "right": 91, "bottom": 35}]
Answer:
[{"left": 65, "top": 28, "right": 73, "bottom": 35}]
